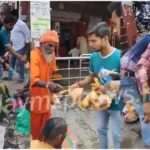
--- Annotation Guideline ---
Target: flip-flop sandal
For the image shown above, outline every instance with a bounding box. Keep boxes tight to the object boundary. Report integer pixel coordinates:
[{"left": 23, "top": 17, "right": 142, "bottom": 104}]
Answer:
[{"left": 125, "top": 111, "right": 139, "bottom": 123}]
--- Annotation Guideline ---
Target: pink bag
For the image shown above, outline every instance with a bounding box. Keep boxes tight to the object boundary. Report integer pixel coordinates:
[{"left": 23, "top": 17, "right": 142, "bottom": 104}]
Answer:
[{"left": 11, "top": 97, "right": 23, "bottom": 109}]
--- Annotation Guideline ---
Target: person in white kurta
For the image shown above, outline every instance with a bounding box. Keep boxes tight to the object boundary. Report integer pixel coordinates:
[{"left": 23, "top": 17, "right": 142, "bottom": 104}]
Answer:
[
  {"left": 77, "top": 36, "right": 88, "bottom": 55},
  {"left": 68, "top": 46, "right": 80, "bottom": 64}
]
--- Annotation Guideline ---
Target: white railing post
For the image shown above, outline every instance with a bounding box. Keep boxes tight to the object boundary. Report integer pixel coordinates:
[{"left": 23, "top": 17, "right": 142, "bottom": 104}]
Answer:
[{"left": 54, "top": 56, "right": 91, "bottom": 112}]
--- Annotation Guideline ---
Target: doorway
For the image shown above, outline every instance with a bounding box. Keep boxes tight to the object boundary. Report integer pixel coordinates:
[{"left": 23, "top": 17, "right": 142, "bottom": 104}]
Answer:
[{"left": 60, "top": 26, "right": 71, "bottom": 53}]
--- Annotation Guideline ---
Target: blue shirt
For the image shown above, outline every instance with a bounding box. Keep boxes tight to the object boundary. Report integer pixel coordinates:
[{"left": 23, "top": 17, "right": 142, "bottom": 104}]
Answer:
[
  {"left": 89, "top": 48, "right": 121, "bottom": 111},
  {"left": 0, "top": 27, "right": 11, "bottom": 56}
]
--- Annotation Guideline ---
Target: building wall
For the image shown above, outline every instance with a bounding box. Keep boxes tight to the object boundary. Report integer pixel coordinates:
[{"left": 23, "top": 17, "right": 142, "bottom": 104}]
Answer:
[
  {"left": 122, "top": 2, "right": 137, "bottom": 48},
  {"left": 51, "top": 2, "right": 111, "bottom": 23},
  {"left": 20, "top": 2, "right": 111, "bottom": 28},
  {"left": 20, "top": 1, "right": 30, "bottom": 25}
]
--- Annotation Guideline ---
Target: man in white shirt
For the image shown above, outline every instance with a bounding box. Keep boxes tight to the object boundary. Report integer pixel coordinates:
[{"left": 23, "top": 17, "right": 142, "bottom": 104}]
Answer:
[
  {"left": 68, "top": 47, "right": 80, "bottom": 57},
  {"left": 77, "top": 36, "right": 88, "bottom": 55},
  {"left": 3, "top": 9, "right": 30, "bottom": 83},
  {"left": 68, "top": 45, "right": 80, "bottom": 64}
]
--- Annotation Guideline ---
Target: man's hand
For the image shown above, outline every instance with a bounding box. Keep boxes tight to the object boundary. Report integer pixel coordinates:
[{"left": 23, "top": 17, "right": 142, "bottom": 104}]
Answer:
[
  {"left": 48, "top": 83, "right": 64, "bottom": 93},
  {"left": 95, "top": 86, "right": 107, "bottom": 94},
  {"left": 143, "top": 102, "right": 150, "bottom": 123},
  {"left": 105, "top": 80, "right": 120, "bottom": 92},
  {"left": 20, "top": 55, "right": 27, "bottom": 63},
  {"left": 25, "top": 61, "right": 30, "bottom": 69},
  {"left": 70, "top": 74, "right": 94, "bottom": 90},
  {"left": 3, "top": 52, "right": 10, "bottom": 60},
  {"left": 69, "top": 83, "right": 80, "bottom": 91}
]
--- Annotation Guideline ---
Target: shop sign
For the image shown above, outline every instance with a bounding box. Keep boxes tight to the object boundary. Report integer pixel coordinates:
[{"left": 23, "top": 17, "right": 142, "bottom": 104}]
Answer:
[{"left": 30, "top": 1, "right": 51, "bottom": 47}]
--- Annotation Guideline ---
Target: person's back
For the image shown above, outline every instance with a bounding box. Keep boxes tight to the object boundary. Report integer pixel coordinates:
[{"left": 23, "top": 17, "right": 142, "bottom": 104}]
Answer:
[
  {"left": 0, "top": 27, "right": 10, "bottom": 57},
  {"left": 11, "top": 19, "right": 30, "bottom": 51},
  {"left": 10, "top": 9, "right": 30, "bottom": 51}
]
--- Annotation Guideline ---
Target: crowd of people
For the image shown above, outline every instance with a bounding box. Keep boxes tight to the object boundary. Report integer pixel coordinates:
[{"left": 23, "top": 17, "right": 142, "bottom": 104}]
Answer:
[
  {"left": 0, "top": 8, "right": 30, "bottom": 117},
  {"left": 0, "top": 1, "right": 150, "bottom": 149}
]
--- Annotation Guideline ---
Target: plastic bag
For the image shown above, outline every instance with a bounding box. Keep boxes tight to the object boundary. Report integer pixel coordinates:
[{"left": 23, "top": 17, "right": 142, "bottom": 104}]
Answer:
[{"left": 15, "top": 108, "right": 30, "bottom": 135}]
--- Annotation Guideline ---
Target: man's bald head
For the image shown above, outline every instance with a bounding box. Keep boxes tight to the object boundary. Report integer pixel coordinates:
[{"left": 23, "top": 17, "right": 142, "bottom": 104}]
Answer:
[{"left": 40, "top": 117, "right": 67, "bottom": 149}]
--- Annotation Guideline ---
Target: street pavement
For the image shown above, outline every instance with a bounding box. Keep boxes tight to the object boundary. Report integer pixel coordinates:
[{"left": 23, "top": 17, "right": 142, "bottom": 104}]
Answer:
[{"left": 52, "top": 100, "right": 144, "bottom": 149}]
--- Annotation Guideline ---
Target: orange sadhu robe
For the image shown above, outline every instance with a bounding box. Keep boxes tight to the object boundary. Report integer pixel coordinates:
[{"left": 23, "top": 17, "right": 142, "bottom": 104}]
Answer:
[{"left": 30, "top": 48, "right": 57, "bottom": 140}]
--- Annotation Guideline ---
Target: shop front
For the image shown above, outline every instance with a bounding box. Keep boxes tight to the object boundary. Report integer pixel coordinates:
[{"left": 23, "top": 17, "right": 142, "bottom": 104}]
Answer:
[
  {"left": 50, "top": 2, "right": 112, "bottom": 57},
  {"left": 1, "top": 1, "right": 121, "bottom": 57}
]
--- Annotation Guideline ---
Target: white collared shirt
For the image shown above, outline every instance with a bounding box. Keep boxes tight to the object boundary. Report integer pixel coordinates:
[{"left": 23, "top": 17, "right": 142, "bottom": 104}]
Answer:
[
  {"left": 68, "top": 48, "right": 80, "bottom": 57},
  {"left": 10, "top": 19, "right": 30, "bottom": 51}
]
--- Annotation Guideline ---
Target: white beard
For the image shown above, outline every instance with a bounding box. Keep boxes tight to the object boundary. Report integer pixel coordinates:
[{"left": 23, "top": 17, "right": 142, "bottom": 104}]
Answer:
[{"left": 42, "top": 49, "right": 53, "bottom": 63}]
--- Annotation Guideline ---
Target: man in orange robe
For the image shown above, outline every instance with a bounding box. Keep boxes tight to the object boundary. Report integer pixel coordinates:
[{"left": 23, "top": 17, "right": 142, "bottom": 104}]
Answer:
[{"left": 30, "top": 30, "right": 63, "bottom": 140}]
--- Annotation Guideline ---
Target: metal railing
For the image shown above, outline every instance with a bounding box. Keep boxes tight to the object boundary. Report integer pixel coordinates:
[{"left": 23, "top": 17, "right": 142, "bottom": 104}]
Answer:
[
  {"left": 53, "top": 54, "right": 91, "bottom": 113},
  {"left": 54, "top": 54, "right": 91, "bottom": 87}
]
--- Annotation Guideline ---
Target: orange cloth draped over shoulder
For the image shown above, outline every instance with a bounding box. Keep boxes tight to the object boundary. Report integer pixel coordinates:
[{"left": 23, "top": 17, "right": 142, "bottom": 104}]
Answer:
[
  {"left": 31, "top": 129, "right": 74, "bottom": 149},
  {"left": 30, "top": 30, "right": 59, "bottom": 140},
  {"left": 30, "top": 140, "right": 72, "bottom": 149}
]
